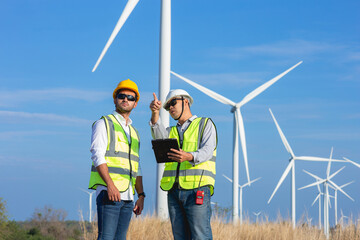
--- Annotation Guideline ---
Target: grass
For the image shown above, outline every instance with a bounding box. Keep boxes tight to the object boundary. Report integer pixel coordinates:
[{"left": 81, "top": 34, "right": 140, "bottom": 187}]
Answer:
[{"left": 79, "top": 212, "right": 360, "bottom": 240}]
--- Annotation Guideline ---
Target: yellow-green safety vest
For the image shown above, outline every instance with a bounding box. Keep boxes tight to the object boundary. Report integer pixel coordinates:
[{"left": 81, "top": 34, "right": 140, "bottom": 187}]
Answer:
[
  {"left": 160, "top": 117, "right": 217, "bottom": 195},
  {"left": 88, "top": 114, "right": 140, "bottom": 194}
]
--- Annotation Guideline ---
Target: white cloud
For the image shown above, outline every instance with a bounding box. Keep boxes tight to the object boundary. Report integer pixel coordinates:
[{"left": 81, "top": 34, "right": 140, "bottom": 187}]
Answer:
[
  {"left": 0, "top": 88, "right": 108, "bottom": 107},
  {"left": 0, "top": 110, "right": 92, "bottom": 125},
  {"left": 172, "top": 72, "right": 263, "bottom": 88},
  {"left": 213, "top": 39, "right": 342, "bottom": 59}
]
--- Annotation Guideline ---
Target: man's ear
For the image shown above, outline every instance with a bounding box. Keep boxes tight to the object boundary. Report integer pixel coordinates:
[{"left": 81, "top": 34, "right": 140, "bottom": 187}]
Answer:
[{"left": 133, "top": 101, "right": 138, "bottom": 109}]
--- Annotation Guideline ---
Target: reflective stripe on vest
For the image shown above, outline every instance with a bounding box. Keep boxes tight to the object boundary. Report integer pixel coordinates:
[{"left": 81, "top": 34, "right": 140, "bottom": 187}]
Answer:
[
  {"left": 88, "top": 114, "right": 140, "bottom": 194},
  {"left": 160, "top": 117, "right": 217, "bottom": 195}
]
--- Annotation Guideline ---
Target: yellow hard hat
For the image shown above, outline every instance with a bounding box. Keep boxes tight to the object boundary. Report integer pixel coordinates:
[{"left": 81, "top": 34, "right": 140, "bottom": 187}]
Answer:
[{"left": 113, "top": 79, "right": 140, "bottom": 102}]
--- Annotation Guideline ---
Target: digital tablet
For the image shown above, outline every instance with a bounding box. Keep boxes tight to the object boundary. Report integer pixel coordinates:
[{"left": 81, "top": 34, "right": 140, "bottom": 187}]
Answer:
[{"left": 151, "top": 138, "right": 180, "bottom": 163}]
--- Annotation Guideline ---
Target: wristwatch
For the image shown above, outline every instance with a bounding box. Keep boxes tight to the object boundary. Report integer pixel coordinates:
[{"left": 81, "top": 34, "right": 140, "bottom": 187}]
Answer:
[{"left": 138, "top": 192, "right": 146, "bottom": 198}]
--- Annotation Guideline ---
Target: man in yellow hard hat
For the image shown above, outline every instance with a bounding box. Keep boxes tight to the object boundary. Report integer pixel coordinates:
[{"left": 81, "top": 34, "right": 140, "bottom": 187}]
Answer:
[
  {"left": 150, "top": 89, "right": 217, "bottom": 240},
  {"left": 89, "top": 79, "right": 145, "bottom": 240}
]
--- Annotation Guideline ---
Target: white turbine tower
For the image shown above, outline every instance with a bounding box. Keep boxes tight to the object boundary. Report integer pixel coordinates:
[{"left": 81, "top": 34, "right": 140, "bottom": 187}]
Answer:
[
  {"left": 80, "top": 188, "right": 95, "bottom": 223},
  {"left": 91, "top": 0, "right": 171, "bottom": 219},
  {"left": 299, "top": 155, "right": 354, "bottom": 239},
  {"left": 171, "top": 61, "right": 303, "bottom": 222},
  {"left": 223, "top": 174, "right": 261, "bottom": 225},
  {"left": 267, "top": 111, "right": 349, "bottom": 229}
]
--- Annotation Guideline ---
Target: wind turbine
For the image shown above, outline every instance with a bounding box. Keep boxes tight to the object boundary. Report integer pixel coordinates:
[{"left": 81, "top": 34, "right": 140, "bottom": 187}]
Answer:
[
  {"left": 80, "top": 188, "right": 95, "bottom": 223},
  {"left": 223, "top": 174, "right": 261, "bottom": 225},
  {"left": 253, "top": 211, "right": 261, "bottom": 224},
  {"left": 309, "top": 179, "right": 324, "bottom": 229},
  {"left": 339, "top": 209, "right": 348, "bottom": 227},
  {"left": 328, "top": 181, "right": 354, "bottom": 226},
  {"left": 267, "top": 112, "right": 349, "bottom": 229},
  {"left": 171, "top": 61, "right": 303, "bottom": 222},
  {"left": 91, "top": 0, "right": 171, "bottom": 219},
  {"left": 299, "top": 154, "right": 354, "bottom": 239}
]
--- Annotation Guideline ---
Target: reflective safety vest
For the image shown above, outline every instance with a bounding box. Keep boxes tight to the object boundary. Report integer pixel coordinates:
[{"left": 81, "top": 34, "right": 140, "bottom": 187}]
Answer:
[
  {"left": 88, "top": 114, "right": 140, "bottom": 194},
  {"left": 160, "top": 117, "right": 217, "bottom": 195}
]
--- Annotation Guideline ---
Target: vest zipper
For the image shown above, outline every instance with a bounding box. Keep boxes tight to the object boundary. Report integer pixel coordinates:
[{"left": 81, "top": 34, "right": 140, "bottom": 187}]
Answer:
[{"left": 128, "top": 131, "right": 132, "bottom": 187}]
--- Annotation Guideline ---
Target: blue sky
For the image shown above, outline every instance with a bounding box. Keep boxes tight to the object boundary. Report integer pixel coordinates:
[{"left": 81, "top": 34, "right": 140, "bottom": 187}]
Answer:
[{"left": 1, "top": 0, "right": 359, "bottom": 226}]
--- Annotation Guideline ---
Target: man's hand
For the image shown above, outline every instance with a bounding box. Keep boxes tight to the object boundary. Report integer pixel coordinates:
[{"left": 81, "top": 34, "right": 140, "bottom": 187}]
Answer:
[
  {"left": 168, "top": 148, "right": 194, "bottom": 163},
  {"left": 107, "top": 182, "right": 121, "bottom": 202},
  {"left": 133, "top": 197, "right": 144, "bottom": 216},
  {"left": 150, "top": 93, "right": 162, "bottom": 125},
  {"left": 150, "top": 93, "right": 162, "bottom": 113}
]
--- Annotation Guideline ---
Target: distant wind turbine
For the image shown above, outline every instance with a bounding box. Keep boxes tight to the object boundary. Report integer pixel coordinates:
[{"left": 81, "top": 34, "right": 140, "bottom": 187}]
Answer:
[
  {"left": 339, "top": 209, "right": 348, "bottom": 227},
  {"left": 253, "top": 211, "right": 261, "bottom": 223},
  {"left": 223, "top": 174, "right": 261, "bottom": 225},
  {"left": 267, "top": 112, "right": 349, "bottom": 229},
  {"left": 328, "top": 181, "right": 354, "bottom": 226},
  {"left": 171, "top": 61, "right": 302, "bottom": 222},
  {"left": 299, "top": 151, "right": 354, "bottom": 239},
  {"left": 80, "top": 188, "right": 95, "bottom": 223},
  {"left": 310, "top": 179, "right": 324, "bottom": 229}
]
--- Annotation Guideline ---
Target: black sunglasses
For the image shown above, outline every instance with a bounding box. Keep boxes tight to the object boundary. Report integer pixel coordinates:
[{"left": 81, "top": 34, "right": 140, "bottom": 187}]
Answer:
[
  {"left": 165, "top": 98, "right": 182, "bottom": 111},
  {"left": 117, "top": 93, "right": 136, "bottom": 102}
]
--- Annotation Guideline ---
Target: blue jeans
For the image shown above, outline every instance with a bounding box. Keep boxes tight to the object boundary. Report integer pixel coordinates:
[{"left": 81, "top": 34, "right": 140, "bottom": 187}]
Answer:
[
  {"left": 168, "top": 185, "right": 212, "bottom": 240},
  {"left": 96, "top": 190, "right": 134, "bottom": 240}
]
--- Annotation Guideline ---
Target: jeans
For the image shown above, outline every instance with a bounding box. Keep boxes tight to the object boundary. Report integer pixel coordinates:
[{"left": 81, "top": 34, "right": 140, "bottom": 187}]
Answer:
[
  {"left": 168, "top": 185, "right": 212, "bottom": 240},
  {"left": 96, "top": 190, "right": 134, "bottom": 240}
]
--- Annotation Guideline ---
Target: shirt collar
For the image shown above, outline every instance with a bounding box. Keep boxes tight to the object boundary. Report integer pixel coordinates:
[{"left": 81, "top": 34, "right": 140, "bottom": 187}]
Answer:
[
  {"left": 112, "top": 111, "right": 132, "bottom": 127},
  {"left": 176, "top": 115, "right": 197, "bottom": 126}
]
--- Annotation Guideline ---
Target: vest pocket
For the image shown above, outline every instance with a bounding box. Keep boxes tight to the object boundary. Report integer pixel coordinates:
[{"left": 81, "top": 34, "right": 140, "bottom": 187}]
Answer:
[{"left": 160, "top": 176, "right": 171, "bottom": 183}]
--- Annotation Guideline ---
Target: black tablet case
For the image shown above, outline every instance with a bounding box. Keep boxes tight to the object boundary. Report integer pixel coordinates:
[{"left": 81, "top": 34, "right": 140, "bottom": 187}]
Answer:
[{"left": 151, "top": 138, "right": 180, "bottom": 163}]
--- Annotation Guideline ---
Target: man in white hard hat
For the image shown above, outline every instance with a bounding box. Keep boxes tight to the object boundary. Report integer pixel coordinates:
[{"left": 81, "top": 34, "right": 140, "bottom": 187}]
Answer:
[
  {"left": 89, "top": 79, "right": 145, "bottom": 240},
  {"left": 150, "top": 89, "right": 217, "bottom": 240}
]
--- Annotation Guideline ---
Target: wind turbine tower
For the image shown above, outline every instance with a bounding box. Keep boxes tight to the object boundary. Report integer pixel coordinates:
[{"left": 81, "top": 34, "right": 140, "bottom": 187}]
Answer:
[
  {"left": 91, "top": 0, "right": 171, "bottom": 219},
  {"left": 223, "top": 174, "right": 261, "bottom": 225},
  {"left": 171, "top": 61, "right": 302, "bottom": 222},
  {"left": 80, "top": 188, "right": 95, "bottom": 223}
]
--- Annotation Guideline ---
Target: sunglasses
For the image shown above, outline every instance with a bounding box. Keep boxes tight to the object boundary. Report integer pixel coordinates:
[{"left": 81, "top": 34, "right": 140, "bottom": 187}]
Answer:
[
  {"left": 165, "top": 98, "right": 182, "bottom": 111},
  {"left": 117, "top": 93, "right": 136, "bottom": 102}
]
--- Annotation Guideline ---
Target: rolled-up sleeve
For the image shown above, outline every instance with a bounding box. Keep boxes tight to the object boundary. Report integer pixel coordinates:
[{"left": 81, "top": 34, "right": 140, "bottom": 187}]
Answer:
[
  {"left": 90, "top": 119, "right": 108, "bottom": 167},
  {"left": 149, "top": 117, "right": 170, "bottom": 139}
]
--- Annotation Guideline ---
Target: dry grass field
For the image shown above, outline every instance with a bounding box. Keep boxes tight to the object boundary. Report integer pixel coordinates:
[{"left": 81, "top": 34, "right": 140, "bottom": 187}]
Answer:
[{"left": 79, "top": 213, "right": 360, "bottom": 240}]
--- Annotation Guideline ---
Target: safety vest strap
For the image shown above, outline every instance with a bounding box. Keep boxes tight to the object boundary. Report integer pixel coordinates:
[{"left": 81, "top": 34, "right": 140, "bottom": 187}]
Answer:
[
  {"left": 162, "top": 169, "right": 216, "bottom": 179},
  {"left": 91, "top": 165, "right": 131, "bottom": 175}
]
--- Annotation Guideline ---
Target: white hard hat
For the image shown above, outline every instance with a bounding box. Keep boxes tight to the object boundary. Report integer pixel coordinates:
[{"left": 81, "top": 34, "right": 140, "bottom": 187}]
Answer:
[{"left": 163, "top": 89, "right": 194, "bottom": 109}]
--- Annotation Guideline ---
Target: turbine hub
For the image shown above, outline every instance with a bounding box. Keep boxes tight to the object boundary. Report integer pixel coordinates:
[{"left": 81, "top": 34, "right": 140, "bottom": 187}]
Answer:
[{"left": 231, "top": 106, "right": 236, "bottom": 113}]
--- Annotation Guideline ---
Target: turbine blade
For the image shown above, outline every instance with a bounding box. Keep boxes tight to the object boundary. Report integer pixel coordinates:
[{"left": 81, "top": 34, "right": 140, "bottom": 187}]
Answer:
[
  {"left": 242, "top": 177, "right": 261, "bottom": 188},
  {"left": 299, "top": 179, "right": 326, "bottom": 190},
  {"left": 343, "top": 157, "right": 360, "bottom": 168},
  {"left": 269, "top": 108, "right": 295, "bottom": 158},
  {"left": 235, "top": 108, "right": 250, "bottom": 184},
  {"left": 268, "top": 160, "right": 294, "bottom": 203},
  {"left": 312, "top": 194, "right": 320, "bottom": 206},
  {"left": 340, "top": 181, "right": 354, "bottom": 189},
  {"left": 328, "top": 166, "right": 345, "bottom": 180},
  {"left": 171, "top": 71, "right": 236, "bottom": 106},
  {"left": 303, "top": 169, "right": 322, "bottom": 181},
  {"left": 237, "top": 61, "right": 302, "bottom": 107},
  {"left": 222, "top": 174, "right": 233, "bottom": 183},
  {"left": 328, "top": 180, "right": 354, "bottom": 201},
  {"left": 296, "top": 156, "right": 346, "bottom": 162},
  {"left": 92, "top": 0, "right": 140, "bottom": 72},
  {"left": 327, "top": 147, "right": 333, "bottom": 177}
]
